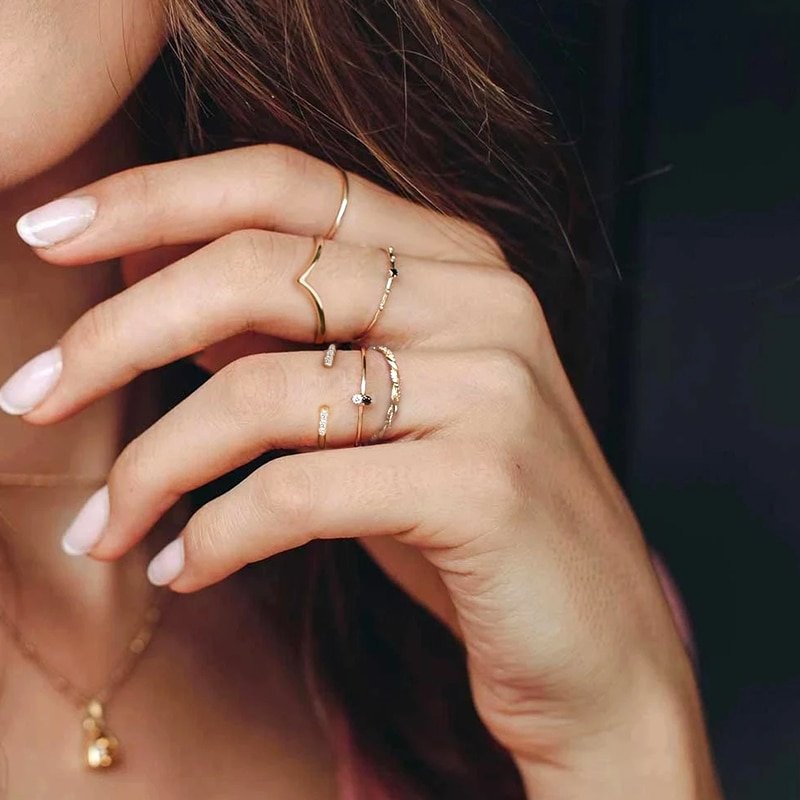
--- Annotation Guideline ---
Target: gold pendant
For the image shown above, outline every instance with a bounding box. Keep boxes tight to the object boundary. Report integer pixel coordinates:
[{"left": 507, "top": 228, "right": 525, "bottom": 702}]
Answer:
[{"left": 82, "top": 699, "right": 119, "bottom": 769}]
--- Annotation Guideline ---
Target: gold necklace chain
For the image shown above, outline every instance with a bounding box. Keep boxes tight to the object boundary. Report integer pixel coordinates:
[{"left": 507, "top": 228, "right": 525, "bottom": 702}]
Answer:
[
  {"left": 0, "top": 588, "right": 169, "bottom": 709},
  {"left": 0, "top": 474, "right": 183, "bottom": 770},
  {"left": 0, "top": 471, "right": 105, "bottom": 488}
]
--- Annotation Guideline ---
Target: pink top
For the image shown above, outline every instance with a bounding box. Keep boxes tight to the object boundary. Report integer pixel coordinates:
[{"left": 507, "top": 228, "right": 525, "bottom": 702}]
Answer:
[
  {"left": 331, "top": 553, "right": 692, "bottom": 799},
  {"left": 331, "top": 707, "right": 388, "bottom": 800}
]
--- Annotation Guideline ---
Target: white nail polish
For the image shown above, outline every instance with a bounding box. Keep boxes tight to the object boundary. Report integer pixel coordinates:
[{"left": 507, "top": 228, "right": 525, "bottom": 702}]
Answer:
[
  {"left": 61, "top": 486, "right": 110, "bottom": 556},
  {"left": 147, "top": 538, "right": 185, "bottom": 586},
  {"left": 0, "top": 346, "right": 63, "bottom": 415},
  {"left": 16, "top": 195, "right": 97, "bottom": 247}
]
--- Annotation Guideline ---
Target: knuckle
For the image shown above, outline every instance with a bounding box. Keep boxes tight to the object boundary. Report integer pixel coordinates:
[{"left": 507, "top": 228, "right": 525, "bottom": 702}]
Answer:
[
  {"left": 471, "top": 442, "right": 529, "bottom": 521},
  {"left": 255, "top": 460, "right": 316, "bottom": 532},
  {"left": 109, "top": 437, "right": 157, "bottom": 498},
  {"left": 253, "top": 142, "right": 309, "bottom": 187},
  {"left": 112, "top": 166, "right": 160, "bottom": 226},
  {"left": 465, "top": 348, "right": 539, "bottom": 435},
  {"left": 182, "top": 505, "right": 229, "bottom": 567},
  {"left": 216, "top": 353, "right": 287, "bottom": 424},
  {"left": 71, "top": 299, "right": 124, "bottom": 355},
  {"left": 218, "top": 228, "right": 274, "bottom": 290},
  {"left": 466, "top": 221, "right": 507, "bottom": 266},
  {"left": 479, "top": 347, "right": 537, "bottom": 403},
  {"left": 498, "top": 270, "right": 547, "bottom": 342}
]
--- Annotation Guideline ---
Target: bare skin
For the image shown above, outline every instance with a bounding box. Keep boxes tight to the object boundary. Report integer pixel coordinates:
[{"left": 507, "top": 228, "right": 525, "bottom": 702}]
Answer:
[
  {"left": 0, "top": 3, "right": 337, "bottom": 796},
  {"left": 1, "top": 570, "right": 338, "bottom": 800},
  {"left": 0, "top": 114, "right": 338, "bottom": 800},
  {"left": 0, "top": 3, "right": 722, "bottom": 798}
]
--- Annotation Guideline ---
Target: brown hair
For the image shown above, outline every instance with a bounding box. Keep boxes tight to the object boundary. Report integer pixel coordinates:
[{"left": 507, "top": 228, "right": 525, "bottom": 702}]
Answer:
[{"left": 138, "top": 1, "right": 592, "bottom": 796}]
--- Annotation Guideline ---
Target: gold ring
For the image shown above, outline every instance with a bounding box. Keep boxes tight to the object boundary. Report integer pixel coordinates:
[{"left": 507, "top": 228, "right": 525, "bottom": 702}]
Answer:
[
  {"left": 323, "top": 168, "right": 350, "bottom": 240},
  {"left": 351, "top": 346, "right": 373, "bottom": 447},
  {"left": 353, "top": 246, "right": 397, "bottom": 341},
  {"left": 367, "top": 345, "right": 400, "bottom": 442},
  {"left": 316, "top": 344, "right": 339, "bottom": 450},
  {"left": 317, "top": 405, "right": 330, "bottom": 449},
  {"left": 296, "top": 236, "right": 326, "bottom": 344}
]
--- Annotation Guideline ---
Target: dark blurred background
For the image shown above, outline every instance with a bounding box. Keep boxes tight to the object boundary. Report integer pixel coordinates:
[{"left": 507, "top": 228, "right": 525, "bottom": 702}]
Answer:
[{"left": 491, "top": 1, "right": 800, "bottom": 797}]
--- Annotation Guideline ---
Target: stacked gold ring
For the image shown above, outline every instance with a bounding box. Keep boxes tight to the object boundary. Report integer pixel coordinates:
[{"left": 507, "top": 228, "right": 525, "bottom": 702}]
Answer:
[
  {"left": 297, "top": 167, "right": 402, "bottom": 450},
  {"left": 351, "top": 346, "right": 373, "bottom": 447},
  {"left": 316, "top": 343, "right": 402, "bottom": 449},
  {"left": 350, "top": 344, "right": 401, "bottom": 447}
]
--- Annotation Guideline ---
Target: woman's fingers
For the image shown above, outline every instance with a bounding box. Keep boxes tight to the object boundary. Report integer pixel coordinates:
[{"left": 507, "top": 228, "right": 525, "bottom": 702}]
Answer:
[
  {"left": 17, "top": 144, "right": 503, "bottom": 266},
  {"left": 154, "top": 439, "right": 464, "bottom": 593},
  {"left": 77, "top": 348, "right": 480, "bottom": 562},
  {"left": 14, "top": 231, "right": 538, "bottom": 425}
]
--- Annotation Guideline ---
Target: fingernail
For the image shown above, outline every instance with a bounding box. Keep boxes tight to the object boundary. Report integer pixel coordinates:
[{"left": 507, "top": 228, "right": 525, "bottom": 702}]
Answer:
[
  {"left": 147, "top": 538, "right": 185, "bottom": 586},
  {"left": 61, "top": 486, "right": 110, "bottom": 556},
  {"left": 0, "top": 346, "right": 63, "bottom": 415},
  {"left": 16, "top": 195, "right": 98, "bottom": 247}
]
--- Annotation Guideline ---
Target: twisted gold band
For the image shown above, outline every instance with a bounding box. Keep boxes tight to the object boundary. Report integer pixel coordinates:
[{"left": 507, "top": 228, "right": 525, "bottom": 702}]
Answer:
[
  {"left": 323, "top": 168, "right": 350, "bottom": 240},
  {"left": 367, "top": 345, "right": 400, "bottom": 442},
  {"left": 353, "top": 246, "right": 398, "bottom": 341}
]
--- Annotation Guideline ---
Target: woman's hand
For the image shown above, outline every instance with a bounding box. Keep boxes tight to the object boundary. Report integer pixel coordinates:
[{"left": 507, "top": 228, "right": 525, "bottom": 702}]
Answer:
[{"left": 6, "top": 144, "right": 720, "bottom": 797}]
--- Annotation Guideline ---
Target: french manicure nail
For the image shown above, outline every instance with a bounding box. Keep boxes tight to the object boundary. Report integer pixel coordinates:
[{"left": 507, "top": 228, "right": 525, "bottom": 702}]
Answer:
[
  {"left": 0, "top": 346, "right": 63, "bottom": 415},
  {"left": 16, "top": 195, "right": 98, "bottom": 247},
  {"left": 61, "top": 486, "right": 110, "bottom": 556},
  {"left": 147, "top": 538, "right": 185, "bottom": 586}
]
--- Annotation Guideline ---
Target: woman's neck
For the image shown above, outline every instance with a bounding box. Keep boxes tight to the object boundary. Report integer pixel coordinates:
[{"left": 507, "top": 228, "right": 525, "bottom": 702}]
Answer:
[{"left": 0, "top": 105, "right": 168, "bottom": 677}]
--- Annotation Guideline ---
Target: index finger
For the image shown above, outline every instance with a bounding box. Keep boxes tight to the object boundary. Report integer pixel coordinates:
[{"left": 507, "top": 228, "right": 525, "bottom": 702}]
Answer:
[{"left": 16, "top": 144, "right": 503, "bottom": 266}]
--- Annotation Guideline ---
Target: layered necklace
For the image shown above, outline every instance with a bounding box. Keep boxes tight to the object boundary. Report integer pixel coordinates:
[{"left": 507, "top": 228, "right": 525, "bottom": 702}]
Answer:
[{"left": 0, "top": 471, "right": 178, "bottom": 770}]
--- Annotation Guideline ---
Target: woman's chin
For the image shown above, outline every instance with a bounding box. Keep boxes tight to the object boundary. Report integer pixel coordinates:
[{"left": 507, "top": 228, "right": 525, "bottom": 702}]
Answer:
[{"left": 0, "top": 0, "right": 166, "bottom": 197}]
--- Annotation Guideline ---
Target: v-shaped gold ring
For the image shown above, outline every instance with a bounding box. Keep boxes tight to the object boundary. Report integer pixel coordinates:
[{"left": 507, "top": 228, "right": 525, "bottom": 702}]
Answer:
[{"left": 296, "top": 236, "right": 326, "bottom": 344}]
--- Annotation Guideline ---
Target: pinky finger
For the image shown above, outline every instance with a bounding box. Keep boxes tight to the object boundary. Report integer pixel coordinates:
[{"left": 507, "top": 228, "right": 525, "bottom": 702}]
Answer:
[{"left": 149, "top": 439, "right": 454, "bottom": 592}]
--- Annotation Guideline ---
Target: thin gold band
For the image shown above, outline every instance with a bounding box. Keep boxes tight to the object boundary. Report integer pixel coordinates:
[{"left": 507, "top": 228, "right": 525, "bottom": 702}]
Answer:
[
  {"left": 324, "top": 169, "right": 350, "bottom": 240},
  {"left": 296, "top": 236, "right": 326, "bottom": 344},
  {"left": 354, "top": 246, "right": 398, "bottom": 341},
  {"left": 351, "top": 346, "right": 372, "bottom": 447},
  {"left": 367, "top": 345, "right": 401, "bottom": 442}
]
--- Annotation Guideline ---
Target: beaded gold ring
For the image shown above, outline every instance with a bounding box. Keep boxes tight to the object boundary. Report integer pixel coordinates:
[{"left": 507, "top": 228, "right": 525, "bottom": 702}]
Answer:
[
  {"left": 353, "top": 246, "right": 398, "bottom": 341},
  {"left": 366, "top": 345, "right": 400, "bottom": 442}
]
